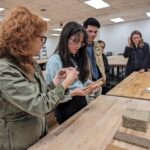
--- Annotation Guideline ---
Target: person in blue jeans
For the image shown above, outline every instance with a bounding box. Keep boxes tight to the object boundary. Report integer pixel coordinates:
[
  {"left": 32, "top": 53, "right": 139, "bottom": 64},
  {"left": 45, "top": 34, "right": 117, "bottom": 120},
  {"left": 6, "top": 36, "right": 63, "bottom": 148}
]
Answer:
[
  {"left": 123, "top": 30, "right": 150, "bottom": 77},
  {"left": 46, "top": 22, "right": 98, "bottom": 124}
]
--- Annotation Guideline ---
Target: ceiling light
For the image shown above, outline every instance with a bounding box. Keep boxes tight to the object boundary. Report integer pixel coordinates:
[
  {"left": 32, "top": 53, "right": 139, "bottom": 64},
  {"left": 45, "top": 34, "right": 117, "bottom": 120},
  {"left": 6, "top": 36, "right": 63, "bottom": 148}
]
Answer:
[
  {"left": 0, "top": 8, "right": 5, "bottom": 11},
  {"left": 52, "top": 28, "right": 62, "bottom": 31},
  {"left": 110, "top": 18, "right": 125, "bottom": 23},
  {"left": 146, "top": 12, "right": 150, "bottom": 17},
  {"left": 51, "top": 34, "right": 60, "bottom": 36},
  {"left": 84, "top": 0, "right": 110, "bottom": 9},
  {"left": 42, "top": 17, "right": 51, "bottom": 21}
]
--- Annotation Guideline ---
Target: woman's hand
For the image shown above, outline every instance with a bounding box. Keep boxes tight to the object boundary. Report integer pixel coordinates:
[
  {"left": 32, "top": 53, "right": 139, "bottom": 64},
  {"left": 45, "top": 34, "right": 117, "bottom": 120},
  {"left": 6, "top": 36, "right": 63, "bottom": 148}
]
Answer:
[
  {"left": 84, "top": 80, "right": 102, "bottom": 94},
  {"left": 83, "top": 82, "right": 96, "bottom": 95},
  {"left": 139, "top": 69, "right": 145, "bottom": 73},
  {"left": 91, "top": 86, "right": 101, "bottom": 93},
  {"left": 53, "top": 69, "right": 67, "bottom": 86},
  {"left": 70, "top": 88, "right": 86, "bottom": 96},
  {"left": 62, "top": 67, "right": 79, "bottom": 90},
  {"left": 128, "top": 37, "right": 131, "bottom": 47}
]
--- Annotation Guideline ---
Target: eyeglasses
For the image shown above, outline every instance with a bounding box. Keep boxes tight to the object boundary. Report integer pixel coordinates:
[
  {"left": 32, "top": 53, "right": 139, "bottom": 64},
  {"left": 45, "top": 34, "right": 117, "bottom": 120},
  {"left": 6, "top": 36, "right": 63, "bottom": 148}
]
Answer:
[
  {"left": 69, "top": 38, "right": 85, "bottom": 48},
  {"left": 87, "top": 30, "right": 98, "bottom": 34},
  {"left": 37, "top": 35, "right": 47, "bottom": 44}
]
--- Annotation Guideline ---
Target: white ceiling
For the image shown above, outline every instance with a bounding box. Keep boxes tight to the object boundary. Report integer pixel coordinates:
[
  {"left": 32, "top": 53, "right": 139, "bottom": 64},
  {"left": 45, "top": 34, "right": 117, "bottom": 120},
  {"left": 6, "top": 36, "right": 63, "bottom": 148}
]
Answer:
[{"left": 0, "top": 0, "right": 150, "bottom": 36}]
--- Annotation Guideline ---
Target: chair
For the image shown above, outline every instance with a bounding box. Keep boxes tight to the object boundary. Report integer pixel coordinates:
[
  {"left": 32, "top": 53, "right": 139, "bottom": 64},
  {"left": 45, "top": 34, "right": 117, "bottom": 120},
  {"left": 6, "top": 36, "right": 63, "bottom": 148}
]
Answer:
[
  {"left": 117, "top": 53, "right": 125, "bottom": 79},
  {"left": 106, "top": 52, "right": 113, "bottom": 56}
]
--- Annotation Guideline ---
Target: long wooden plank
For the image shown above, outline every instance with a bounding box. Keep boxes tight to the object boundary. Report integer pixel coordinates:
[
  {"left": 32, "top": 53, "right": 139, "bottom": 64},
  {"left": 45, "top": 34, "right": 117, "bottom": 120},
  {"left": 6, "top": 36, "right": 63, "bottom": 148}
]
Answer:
[
  {"left": 107, "top": 72, "right": 150, "bottom": 100},
  {"left": 28, "top": 95, "right": 150, "bottom": 150},
  {"left": 113, "top": 140, "right": 147, "bottom": 150},
  {"left": 114, "top": 131, "right": 150, "bottom": 149}
]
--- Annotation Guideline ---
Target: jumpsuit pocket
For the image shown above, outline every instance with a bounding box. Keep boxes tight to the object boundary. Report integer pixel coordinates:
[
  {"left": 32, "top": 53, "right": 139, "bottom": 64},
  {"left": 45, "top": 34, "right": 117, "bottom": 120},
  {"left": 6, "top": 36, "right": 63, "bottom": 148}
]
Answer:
[{"left": 5, "top": 115, "right": 43, "bottom": 150}]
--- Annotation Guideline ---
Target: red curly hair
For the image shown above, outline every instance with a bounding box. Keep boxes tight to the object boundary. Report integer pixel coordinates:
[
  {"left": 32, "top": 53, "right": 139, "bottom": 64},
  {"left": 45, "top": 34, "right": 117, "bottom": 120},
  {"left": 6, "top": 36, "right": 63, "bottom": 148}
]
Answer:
[{"left": 0, "top": 6, "right": 47, "bottom": 79}]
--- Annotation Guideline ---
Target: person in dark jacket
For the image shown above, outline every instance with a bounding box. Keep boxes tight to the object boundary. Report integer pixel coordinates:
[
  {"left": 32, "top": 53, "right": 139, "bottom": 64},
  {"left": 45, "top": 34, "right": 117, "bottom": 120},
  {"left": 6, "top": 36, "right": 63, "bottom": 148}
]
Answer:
[{"left": 123, "top": 30, "right": 150, "bottom": 77}]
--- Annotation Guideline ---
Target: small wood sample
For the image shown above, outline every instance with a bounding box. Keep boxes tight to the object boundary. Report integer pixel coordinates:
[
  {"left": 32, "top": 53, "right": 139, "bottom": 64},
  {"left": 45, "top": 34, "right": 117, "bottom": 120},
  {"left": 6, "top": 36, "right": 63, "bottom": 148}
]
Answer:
[
  {"left": 122, "top": 108, "right": 149, "bottom": 132},
  {"left": 82, "top": 78, "right": 104, "bottom": 91}
]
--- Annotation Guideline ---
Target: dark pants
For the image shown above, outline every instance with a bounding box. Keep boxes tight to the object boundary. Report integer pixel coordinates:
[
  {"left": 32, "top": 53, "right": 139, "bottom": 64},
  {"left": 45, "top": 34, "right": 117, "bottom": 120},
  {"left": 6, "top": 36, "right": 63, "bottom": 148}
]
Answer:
[
  {"left": 102, "top": 84, "right": 112, "bottom": 95},
  {"left": 54, "top": 96, "right": 87, "bottom": 124}
]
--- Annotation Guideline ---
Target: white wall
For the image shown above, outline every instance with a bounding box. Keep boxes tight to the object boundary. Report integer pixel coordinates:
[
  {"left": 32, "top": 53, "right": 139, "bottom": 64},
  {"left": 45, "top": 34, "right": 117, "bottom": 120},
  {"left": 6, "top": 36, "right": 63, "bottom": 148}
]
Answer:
[
  {"left": 45, "top": 31, "right": 101, "bottom": 57},
  {"left": 45, "top": 37, "right": 59, "bottom": 57},
  {"left": 45, "top": 34, "right": 100, "bottom": 57},
  {"left": 100, "top": 19, "right": 150, "bottom": 55},
  {"left": 45, "top": 19, "right": 150, "bottom": 56}
]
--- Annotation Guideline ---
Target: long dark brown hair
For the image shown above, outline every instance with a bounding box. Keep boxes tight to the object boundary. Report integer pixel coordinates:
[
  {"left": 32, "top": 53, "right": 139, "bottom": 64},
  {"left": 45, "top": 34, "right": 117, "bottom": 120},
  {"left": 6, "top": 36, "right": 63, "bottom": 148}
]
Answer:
[
  {"left": 55, "top": 21, "right": 89, "bottom": 82},
  {"left": 0, "top": 6, "right": 47, "bottom": 79}
]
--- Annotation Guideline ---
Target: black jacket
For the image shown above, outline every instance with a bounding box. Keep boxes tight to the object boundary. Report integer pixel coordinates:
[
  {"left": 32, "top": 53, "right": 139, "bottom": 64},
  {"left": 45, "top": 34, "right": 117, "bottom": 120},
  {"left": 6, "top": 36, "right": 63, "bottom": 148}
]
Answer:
[{"left": 123, "top": 42, "right": 150, "bottom": 76}]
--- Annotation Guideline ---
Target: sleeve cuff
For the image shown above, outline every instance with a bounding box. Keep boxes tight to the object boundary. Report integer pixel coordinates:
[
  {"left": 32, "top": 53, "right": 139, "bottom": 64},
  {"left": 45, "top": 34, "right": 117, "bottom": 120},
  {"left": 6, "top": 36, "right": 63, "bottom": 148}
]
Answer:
[
  {"left": 54, "top": 84, "right": 65, "bottom": 99},
  {"left": 48, "top": 81, "right": 56, "bottom": 89}
]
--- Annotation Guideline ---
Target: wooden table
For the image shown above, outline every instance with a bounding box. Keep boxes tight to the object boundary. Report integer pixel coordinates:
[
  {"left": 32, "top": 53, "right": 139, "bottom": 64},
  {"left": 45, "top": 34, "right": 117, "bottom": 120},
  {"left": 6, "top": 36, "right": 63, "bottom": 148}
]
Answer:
[
  {"left": 107, "top": 55, "right": 128, "bottom": 79},
  {"left": 28, "top": 95, "right": 150, "bottom": 150},
  {"left": 107, "top": 55, "right": 128, "bottom": 67},
  {"left": 107, "top": 72, "right": 150, "bottom": 100}
]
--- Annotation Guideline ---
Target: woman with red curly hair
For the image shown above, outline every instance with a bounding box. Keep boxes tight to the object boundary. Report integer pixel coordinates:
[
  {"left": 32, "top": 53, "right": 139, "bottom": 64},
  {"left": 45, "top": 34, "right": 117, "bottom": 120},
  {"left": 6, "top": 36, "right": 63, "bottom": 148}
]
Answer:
[{"left": 0, "top": 6, "right": 78, "bottom": 150}]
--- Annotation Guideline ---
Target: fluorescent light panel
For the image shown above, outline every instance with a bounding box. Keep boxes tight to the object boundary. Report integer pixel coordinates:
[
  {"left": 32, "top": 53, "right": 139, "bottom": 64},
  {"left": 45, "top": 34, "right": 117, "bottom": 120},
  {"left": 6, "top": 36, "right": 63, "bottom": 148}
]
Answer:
[
  {"left": 110, "top": 17, "right": 125, "bottom": 23},
  {"left": 0, "top": 8, "right": 5, "bottom": 11},
  {"left": 52, "top": 28, "right": 62, "bottom": 31},
  {"left": 42, "top": 17, "right": 51, "bottom": 21},
  {"left": 51, "top": 34, "right": 60, "bottom": 36},
  {"left": 146, "top": 12, "right": 150, "bottom": 17},
  {"left": 84, "top": 0, "right": 110, "bottom": 9}
]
